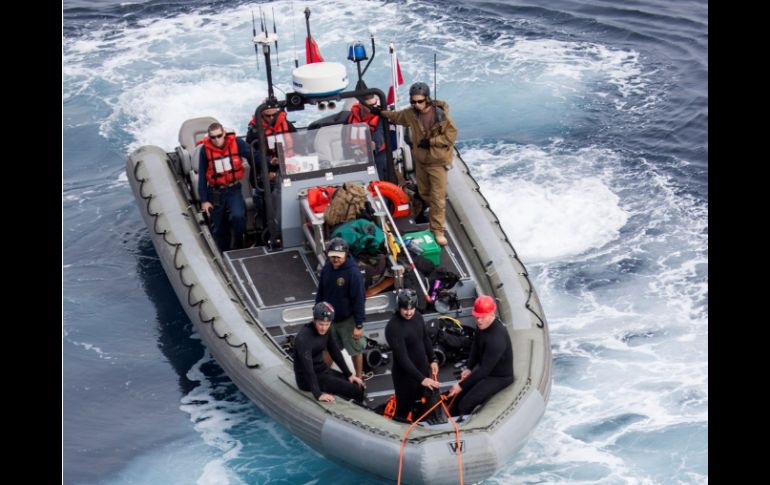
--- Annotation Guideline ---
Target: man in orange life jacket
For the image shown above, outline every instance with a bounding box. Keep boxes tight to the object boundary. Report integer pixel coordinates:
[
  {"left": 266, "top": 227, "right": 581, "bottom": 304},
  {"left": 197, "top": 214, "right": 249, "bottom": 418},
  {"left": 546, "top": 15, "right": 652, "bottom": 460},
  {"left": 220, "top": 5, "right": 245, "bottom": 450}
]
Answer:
[
  {"left": 197, "top": 122, "right": 253, "bottom": 251},
  {"left": 346, "top": 93, "right": 388, "bottom": 180},
  {"left": 246, "top": 98, "right": 296, "bottom": 219},
  {"left": 370, "top": 83, "right": 457, "bottom": 246},
  {"left": 246, "top": 98, "right": 297, "bottom": 183}
]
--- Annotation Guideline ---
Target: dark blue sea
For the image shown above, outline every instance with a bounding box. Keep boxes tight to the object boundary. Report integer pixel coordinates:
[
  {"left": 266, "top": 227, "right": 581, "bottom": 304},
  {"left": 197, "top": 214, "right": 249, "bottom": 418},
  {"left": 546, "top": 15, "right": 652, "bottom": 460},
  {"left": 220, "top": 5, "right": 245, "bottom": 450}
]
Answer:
[{"left": 63, "top": 0, "right": 708, "bottom": 483}]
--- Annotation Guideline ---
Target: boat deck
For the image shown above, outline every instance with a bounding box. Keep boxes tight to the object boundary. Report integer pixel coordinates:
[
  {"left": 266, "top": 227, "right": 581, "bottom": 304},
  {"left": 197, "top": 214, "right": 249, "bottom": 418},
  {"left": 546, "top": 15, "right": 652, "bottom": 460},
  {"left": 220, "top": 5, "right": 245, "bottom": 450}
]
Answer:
[
  {"left": 362, "top": 355, "right": 464, "bottom": 411},
  {"left": 226, "top": 247, "right": 319, "bottom": 308},
  {"left": 224, "top": 218, "right": 472, "bottom": 319},
  {"left": 222, "top": 222, "right": 476, "bottom": 411}
]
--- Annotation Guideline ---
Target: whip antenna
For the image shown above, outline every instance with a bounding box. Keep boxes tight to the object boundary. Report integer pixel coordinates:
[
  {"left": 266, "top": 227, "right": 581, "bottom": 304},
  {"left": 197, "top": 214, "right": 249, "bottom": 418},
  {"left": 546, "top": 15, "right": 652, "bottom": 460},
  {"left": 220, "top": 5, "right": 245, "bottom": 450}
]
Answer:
[
  {"left": 272, "top": 7, "right": 279, "bottom": 65},
  {"left": 251, "top": 10, "right": 259, "bottom": 71},
  {"left": 433, "top": 53, "right": 437, "bottom": 99},
  {"left": 290, "top": 0, "right": 299, "bottom": 67},
  {"left": 253, "top": 8, "right": 279, "bottom": 100}
]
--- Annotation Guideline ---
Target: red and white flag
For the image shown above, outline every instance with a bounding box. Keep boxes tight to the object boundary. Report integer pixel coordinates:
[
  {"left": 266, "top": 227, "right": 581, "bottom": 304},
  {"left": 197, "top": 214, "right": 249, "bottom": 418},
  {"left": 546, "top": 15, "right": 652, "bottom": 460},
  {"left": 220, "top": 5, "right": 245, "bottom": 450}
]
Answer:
[{"left": 387, "top": 42, "right": 404, "bottom": 106}]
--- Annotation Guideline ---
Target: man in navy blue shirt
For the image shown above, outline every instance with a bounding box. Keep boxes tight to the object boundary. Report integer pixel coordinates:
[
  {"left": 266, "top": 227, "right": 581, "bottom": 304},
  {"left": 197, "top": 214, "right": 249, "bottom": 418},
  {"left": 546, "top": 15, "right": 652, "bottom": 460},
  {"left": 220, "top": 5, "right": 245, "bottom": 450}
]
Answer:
[{"left": 315, "top": 238, "right": 366, "bottom": 378}]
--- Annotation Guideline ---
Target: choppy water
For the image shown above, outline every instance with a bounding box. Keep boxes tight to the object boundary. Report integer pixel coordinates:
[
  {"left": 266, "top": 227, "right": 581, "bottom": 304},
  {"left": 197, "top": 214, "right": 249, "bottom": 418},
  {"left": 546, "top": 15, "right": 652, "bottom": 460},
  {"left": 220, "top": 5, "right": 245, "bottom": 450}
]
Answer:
[{"left": 63, "top": 0, "right": 708, "bottom": 483}]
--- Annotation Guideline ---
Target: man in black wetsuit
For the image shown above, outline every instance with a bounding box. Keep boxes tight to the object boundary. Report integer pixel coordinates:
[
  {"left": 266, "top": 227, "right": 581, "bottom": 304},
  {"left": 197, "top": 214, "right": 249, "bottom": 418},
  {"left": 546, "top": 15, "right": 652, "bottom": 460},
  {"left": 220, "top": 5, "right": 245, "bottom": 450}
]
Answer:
[
  {"left": 385, "top": 288, "right": 440, "bottom": 421},
  {"left": 293, "top": 302, "right": 366, "bottom": 403},
  {"left": 447, "top": 295, "right": 513, "bottom": 416}
]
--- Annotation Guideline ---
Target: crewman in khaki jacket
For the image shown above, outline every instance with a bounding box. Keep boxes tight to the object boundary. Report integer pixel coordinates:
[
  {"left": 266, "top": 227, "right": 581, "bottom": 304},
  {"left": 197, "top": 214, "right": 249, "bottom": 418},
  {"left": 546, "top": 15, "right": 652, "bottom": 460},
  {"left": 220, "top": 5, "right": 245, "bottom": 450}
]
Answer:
[{"left": 375, "top": 82, "right": 458, "bottom": 246}]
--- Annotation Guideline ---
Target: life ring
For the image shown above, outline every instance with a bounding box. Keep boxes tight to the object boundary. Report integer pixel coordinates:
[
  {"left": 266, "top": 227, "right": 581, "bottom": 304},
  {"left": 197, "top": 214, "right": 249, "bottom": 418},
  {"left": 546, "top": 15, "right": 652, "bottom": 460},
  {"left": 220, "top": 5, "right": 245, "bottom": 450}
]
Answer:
[{"left": 368, "top": 180, "right": 410, "bottom": 218}]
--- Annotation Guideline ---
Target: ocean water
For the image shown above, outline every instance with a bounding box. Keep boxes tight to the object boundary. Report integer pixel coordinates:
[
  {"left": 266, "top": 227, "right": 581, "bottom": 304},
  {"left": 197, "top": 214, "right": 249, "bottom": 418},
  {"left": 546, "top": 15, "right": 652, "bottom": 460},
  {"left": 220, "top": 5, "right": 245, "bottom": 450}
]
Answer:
[{"left": 63, "top": 0, "right": 708, "bottom": 483}]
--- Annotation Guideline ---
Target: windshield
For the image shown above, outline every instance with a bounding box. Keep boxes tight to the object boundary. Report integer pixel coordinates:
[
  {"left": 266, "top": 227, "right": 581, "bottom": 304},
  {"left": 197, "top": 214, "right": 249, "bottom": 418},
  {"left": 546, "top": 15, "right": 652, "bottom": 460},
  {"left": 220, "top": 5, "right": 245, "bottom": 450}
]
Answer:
[{"left": 268, "top": 123, "right": 374, "bottom": 176}]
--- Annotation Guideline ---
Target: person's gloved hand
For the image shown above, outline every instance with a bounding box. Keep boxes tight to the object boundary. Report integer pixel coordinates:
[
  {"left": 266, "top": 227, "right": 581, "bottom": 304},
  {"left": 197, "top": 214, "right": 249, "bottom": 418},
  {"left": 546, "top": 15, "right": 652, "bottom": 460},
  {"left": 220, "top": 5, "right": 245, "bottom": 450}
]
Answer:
[
  {"left": 418, "top": 138, "right": 430, "bottom": 149},
  {"left": 367, "top": 104, "right": 382, "bottom": 115}
]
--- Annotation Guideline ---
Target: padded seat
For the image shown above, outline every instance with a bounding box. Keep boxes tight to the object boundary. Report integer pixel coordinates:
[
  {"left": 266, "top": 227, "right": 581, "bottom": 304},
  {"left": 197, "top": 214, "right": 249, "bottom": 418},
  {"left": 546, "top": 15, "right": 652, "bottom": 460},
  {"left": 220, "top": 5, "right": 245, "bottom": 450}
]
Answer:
[
  {"left": 177, "top": 117, "right": 219, "bottom": 202},
  {"left": 313, "top": 125, "right": 345, "bottom": 163}
]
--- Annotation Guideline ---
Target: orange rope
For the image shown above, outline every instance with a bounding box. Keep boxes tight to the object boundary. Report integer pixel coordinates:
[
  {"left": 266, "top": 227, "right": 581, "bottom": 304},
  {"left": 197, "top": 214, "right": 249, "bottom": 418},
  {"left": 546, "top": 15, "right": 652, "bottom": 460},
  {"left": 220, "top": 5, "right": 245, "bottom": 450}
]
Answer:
[
  {"left": 439, "top": 372, "right": 464, "bottom": 484},
  {"left": 447, "top": 392, "right": 459, "bottom": 410},
  {"left": 396, "top": 371, "right": 465, "bottom": 485},
  {"left": 397, "top": 396, "right": 445, "bottom": 484},
  {"left": 439, "top": 399, "right": 464, "bottom": 485}
]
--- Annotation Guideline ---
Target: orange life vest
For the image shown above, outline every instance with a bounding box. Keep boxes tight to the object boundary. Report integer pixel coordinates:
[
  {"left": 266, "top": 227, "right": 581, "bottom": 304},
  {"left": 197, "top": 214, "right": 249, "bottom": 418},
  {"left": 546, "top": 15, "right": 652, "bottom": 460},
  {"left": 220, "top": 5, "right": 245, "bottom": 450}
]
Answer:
[
  {"left": 200, "top": 133, "right": 245, "bottom": 187},
  {"left": 249, "top": 111, "right": 295, "bottom": 157},
  {"left": 347, "top": 104, "right": 385, "bottom": 152},
  {"left": 307, "top": 186, "right": 337, "bottom": 213},
  {"left": 369, "top": 180, "right": 410, "bottom": 218}
]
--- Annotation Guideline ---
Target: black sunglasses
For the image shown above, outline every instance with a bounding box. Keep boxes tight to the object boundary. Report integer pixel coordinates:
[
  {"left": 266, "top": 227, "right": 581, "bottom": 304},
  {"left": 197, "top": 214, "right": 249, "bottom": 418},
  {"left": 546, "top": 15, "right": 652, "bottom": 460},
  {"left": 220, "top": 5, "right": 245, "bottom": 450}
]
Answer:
[{"left": 410, "top": 98, "right": 427, "bottom": 105}]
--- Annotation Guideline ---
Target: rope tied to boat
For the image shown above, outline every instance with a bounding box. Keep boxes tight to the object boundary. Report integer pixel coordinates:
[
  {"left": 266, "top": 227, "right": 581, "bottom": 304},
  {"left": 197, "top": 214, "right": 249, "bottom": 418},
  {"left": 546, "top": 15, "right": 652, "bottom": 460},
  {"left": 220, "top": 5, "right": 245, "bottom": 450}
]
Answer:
[{"left": 396, "top": 371, "right": 464, "bottom": 485}]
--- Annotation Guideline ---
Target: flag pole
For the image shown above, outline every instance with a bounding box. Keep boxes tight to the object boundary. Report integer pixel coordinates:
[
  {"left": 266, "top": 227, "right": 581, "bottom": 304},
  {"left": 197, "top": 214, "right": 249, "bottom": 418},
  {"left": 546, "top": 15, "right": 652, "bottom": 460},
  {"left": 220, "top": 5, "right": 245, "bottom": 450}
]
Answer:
[
  {"left": 303, "top": 7, "right": 323, "bottom": 63},
  {"left": 389, "top": 42, "right": 405, "bottom": 150}
]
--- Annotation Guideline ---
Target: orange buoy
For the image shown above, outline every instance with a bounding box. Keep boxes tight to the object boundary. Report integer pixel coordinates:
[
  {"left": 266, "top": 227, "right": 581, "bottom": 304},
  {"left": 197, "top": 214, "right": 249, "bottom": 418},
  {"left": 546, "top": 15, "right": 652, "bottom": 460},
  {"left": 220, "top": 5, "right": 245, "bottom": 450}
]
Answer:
[{"left": 369, "top": 180, "right": 410, "bottom": 218}]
